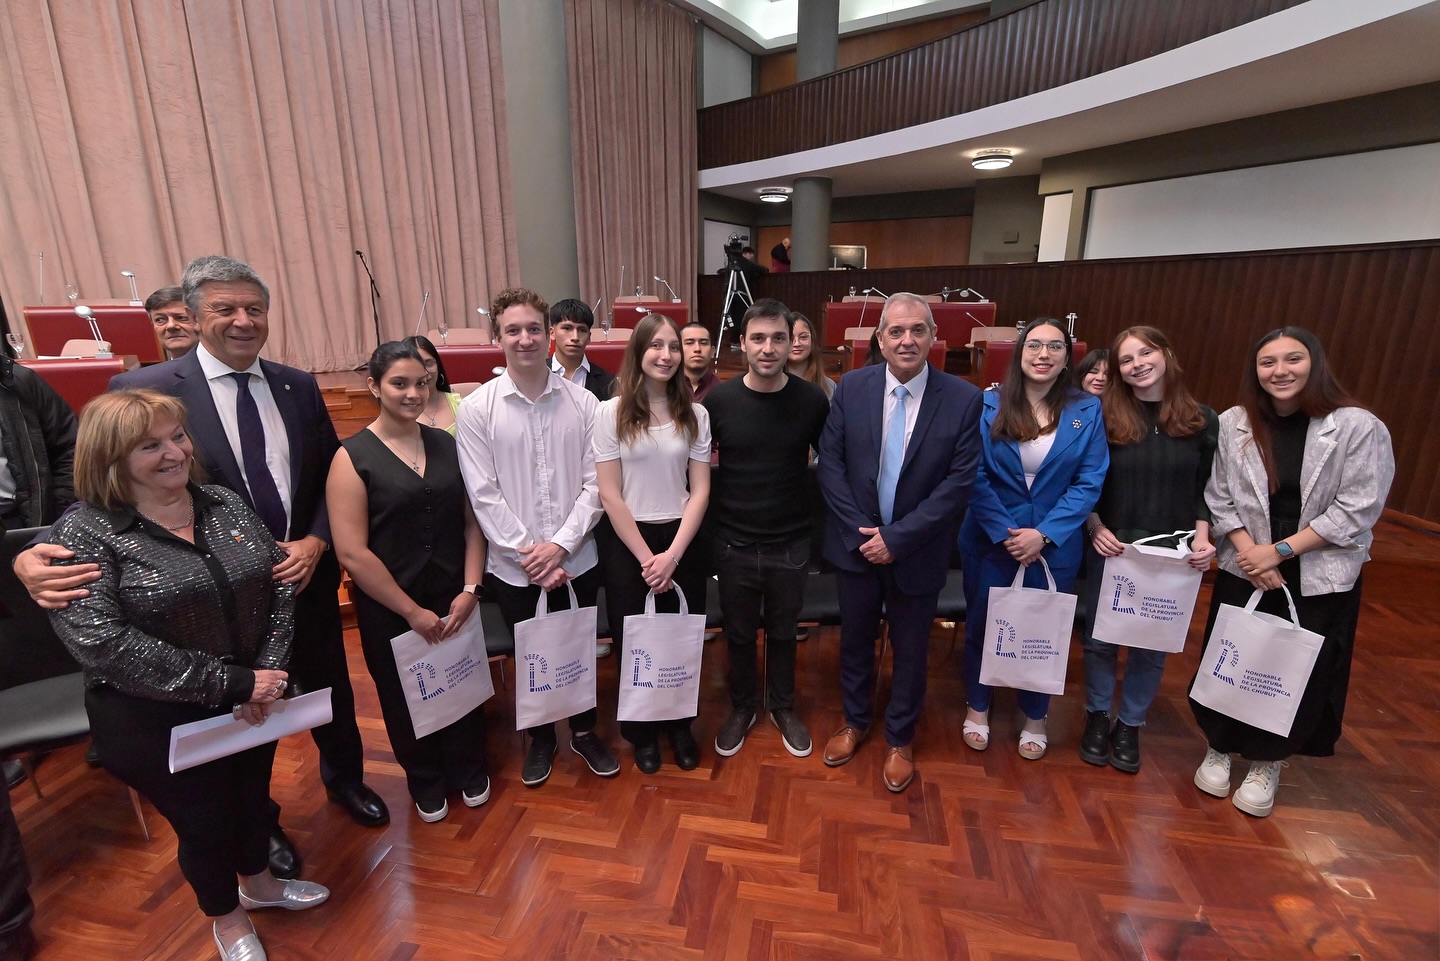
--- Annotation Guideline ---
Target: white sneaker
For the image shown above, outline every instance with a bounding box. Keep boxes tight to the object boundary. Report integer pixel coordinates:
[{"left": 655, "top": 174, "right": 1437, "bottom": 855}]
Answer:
[
  {"left": 1233, "top": 760, "right": 1286, "bottom": 817},
  {"left": 1194, "top": 747, "right": 1232, "bottom": 797}
]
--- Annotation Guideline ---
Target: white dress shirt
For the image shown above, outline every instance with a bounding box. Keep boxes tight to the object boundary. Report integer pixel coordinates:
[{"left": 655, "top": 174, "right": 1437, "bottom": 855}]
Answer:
[
  {"left": 879, "top": 363, "right": 928, "bottom": 472},
  {"left": 549, "top": 355, "right": 590, "bottom": 388},
  {"left": 455, "top": 370, "right": 603, "bottom": 586},
  {"left": 194, "top": 343, "right": 294, "bottom": 538}
]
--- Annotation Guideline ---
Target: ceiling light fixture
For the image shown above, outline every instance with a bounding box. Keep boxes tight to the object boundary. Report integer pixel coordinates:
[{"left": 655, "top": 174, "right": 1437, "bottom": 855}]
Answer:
[
  {"left": 970, "top": 149, "right": 1014, "bottom": 171},
  {"left": 758, "top": 186, "right": 792, "bottom": 203}
]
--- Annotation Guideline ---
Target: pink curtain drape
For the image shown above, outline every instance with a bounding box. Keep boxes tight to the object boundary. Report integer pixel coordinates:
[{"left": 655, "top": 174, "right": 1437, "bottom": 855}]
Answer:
[
  {"left": 0, "top": 0, "right": 516, "bottom": 371},
  {"left": 565, "top": 0, "right": 696, "bottom": 310}
]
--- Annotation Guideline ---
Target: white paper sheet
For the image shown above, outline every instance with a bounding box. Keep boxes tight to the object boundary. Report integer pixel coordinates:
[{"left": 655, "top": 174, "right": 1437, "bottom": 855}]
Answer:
[
  {"left": 167, "top": 688, "right": 334, "bottom": 773},
  {"left": 390, "top": 613, "right": 495, "bottom": 739}
]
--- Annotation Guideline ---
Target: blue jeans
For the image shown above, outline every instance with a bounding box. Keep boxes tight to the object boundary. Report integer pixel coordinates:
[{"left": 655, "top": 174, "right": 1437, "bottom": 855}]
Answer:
[{"left": 1080, "top": 545, "right": 1167, "bottom": 726}]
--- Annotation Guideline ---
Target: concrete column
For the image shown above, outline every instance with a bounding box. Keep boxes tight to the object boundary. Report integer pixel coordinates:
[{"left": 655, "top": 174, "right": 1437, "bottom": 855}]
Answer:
[
  {"left": 795, "top": 0, "right": 839, "bottom": 81},
  {"left": 498, "top": 0, "right": 581, "bottom": 299},
  {"left": 790, "top": 176, "right": 833, "bottom": 272}
]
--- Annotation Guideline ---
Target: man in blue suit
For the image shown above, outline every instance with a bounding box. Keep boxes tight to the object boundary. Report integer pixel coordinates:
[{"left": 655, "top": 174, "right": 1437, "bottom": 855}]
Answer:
[
  {"left": 817, "top": 293, "right": 984, "bottom": 792},
  {"left": 13, "top": 255, "right": 389, "bottom": 875}
]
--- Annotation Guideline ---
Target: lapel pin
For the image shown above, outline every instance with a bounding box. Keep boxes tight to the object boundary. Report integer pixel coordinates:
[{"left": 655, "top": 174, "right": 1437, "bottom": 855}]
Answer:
[
  {"left": 284, "top": 384, "right": 291, "bottom": 390},
  {"left": 1072, "top": 419, "right": 1082, "bottom": 429}
]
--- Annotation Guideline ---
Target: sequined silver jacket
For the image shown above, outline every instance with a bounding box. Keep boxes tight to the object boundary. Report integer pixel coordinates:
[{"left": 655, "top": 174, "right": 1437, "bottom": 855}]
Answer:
[{"left": 47, "top": 484, "right": 295, "bottom": 708}]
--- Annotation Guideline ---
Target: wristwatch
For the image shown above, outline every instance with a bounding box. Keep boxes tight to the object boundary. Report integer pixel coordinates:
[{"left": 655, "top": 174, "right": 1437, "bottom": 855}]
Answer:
[
  {"left": 1041, "top": 534, "right": 1054, "bottom": 547},
  {"left": 1273, "top": 541, "right": 1294, "bottom": 559},
  {"left": 462, "top": 583, "right": 482, "bottom": 596}
]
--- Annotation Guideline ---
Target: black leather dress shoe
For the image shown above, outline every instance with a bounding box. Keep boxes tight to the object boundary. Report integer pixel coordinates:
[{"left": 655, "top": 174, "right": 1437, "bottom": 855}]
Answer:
[
  {"left": 1109, "top": 721, "right": 1141, "bottom": 773},
  {"left": 634, "top": 741, "right": 661, "bottom": 774},
  {"left": 1078, "top": 710, "right": 1111, "bottom": 766},
  {"left": 268, "top": 826, "right": 302, "bottom": 879},
  {"left": 3, "top": 758, "right": 25, "bottom": 790},
  {"left": 326, "top": 783, "right": 390, "bottom": 827},
  {"left": 668, "top": 726, "right": 700, "bottom": 771}
]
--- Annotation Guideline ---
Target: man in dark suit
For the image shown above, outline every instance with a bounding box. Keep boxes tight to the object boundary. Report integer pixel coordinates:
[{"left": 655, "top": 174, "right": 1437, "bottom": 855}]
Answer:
[
  {"left": 12, "top": 255, "right": 389, "bottom": 874},
  {"left": 547, "top": 298, "right": 616, "bottom": 402},
  {"left": 817, "top": 293, "right": 984, "bottom": 792}
]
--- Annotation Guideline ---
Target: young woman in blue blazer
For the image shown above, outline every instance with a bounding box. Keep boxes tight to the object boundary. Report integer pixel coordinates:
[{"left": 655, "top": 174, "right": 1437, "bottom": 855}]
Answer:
[{"left": 958, "top": 319, "right": 1109, "bottom": 759}]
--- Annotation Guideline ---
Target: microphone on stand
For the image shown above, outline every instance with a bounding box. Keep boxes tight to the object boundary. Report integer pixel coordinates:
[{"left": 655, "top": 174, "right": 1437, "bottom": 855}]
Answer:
[
  {"left": 618, "top": 265, "right": 626, "bottom": 301},
  {"left": 634, "top": 305, "right": 652, "bottom": 316},
  {"left": 654, "top": 275, "right": 680, "bottom": 302},
  {"left": 37, "top": 251, "right": 45, "bottom": 304},
  {"left": 863, "top": 287, "right": 889, "bottom": 299},
  {"left": 1065, "top": 312, "right": 1077, "bottom": 338},
  {"left": 413, "top": 291, "right": 431, "bottom": 336},
  {"left": 74, "top": 306, "right": 112, "bottom": 357},
  {"left": 355, "top": 249, "right": 382, "bottom": 352},
  {"left": 120, "top": 270, "right": 141, "bottom": 305}
]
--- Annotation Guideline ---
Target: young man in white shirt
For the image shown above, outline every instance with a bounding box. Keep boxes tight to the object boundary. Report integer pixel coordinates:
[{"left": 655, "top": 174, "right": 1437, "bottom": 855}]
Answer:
[{"left": 455, "top": 288, "right": 619, "bottom": 787}]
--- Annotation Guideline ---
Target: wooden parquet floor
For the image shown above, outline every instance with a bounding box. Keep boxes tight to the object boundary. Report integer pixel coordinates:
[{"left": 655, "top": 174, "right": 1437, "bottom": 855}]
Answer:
[{"left": 12, "top": 516, "right": 1440, "bottom": 960}]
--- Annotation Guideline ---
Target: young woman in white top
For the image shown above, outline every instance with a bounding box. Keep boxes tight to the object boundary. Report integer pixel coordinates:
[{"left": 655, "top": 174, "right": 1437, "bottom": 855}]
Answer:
[{"left": 594, "top": 313, "right": 712, "bottom": 773}]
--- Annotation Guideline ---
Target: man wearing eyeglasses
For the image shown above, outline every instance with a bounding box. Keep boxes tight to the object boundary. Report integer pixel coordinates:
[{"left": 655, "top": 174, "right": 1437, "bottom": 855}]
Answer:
[
  {"left": 816, "top": 292, "right": 984, "bottom": 792},
  {"left": 145, "top": 285, "right": 200, "bottom": 360}
]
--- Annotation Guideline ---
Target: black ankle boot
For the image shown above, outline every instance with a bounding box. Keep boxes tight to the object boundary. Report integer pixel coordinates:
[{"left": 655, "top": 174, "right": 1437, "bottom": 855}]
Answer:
[
  {"left": 1078, "top": 711, "right": 1111, "bottom": 766},
  {"left": 1109, "top": 721, "right": 1141, "bottom": 773}
]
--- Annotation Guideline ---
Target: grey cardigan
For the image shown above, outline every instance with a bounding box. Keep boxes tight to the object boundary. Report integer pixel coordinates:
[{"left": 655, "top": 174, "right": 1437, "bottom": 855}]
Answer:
[{"left": 1205, "top": 405, "right": 1393, "bottom": 595}]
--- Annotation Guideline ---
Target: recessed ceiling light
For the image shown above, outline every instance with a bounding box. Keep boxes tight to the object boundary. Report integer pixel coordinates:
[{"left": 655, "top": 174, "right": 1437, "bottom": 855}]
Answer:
[
  {"left": 758, "top": 186, "right": 792, "bottom": 203},
  {"left": 971, "top": 150, "right": 1014, "bottom": 171}
]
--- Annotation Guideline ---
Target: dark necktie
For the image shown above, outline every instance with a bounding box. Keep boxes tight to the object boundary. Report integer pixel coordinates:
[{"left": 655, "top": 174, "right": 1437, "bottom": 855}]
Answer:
[{"left": 229, "top": 372, "right": 288, "bottom": 541}]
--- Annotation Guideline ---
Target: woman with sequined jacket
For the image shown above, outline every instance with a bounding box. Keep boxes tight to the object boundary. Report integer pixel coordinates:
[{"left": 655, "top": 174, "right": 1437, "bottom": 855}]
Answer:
[{"left": 47, "top": 389, "right": 328, "bottom": 961}]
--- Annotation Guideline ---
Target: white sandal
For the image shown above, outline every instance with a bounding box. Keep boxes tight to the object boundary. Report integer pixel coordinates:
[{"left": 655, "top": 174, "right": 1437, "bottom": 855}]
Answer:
[
  {"left": 1018, "top": 721, "right": 1048, "bottom": 760},
  {"left": 962, "top": 715, "right": 990, "bottom": 752}
]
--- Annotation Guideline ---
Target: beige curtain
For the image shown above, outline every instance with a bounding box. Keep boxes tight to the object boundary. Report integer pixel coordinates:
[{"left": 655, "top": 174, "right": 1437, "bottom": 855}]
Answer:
[
  {"left": 0, "top": 0, "right": 516, "bottom": 371},
  {"left": 566, "top": 0, "right": 696, "bottom": 309}
]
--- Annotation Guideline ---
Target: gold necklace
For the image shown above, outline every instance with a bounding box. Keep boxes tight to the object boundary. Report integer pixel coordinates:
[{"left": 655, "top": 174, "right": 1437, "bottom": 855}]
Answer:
[{"left": 138, "top": 495, "right": 194, "bottom": 531}]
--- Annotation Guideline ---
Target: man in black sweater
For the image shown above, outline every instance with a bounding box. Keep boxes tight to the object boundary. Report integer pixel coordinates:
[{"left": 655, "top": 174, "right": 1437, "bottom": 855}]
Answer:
[{"left": 703, "top": 299, "right": 829, "bottom": 759}]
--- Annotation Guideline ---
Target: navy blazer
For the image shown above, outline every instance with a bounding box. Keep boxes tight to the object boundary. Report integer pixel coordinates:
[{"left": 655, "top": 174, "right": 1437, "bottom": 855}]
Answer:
[
  {"left": 110, "top": 350, "right": 339, "bottom": 545},
  {"left": 818, "top": 363, "right": 984, "bottom": 595},
  {"left": 958, "top": 389, "right": 1108, "bottom": 578}
]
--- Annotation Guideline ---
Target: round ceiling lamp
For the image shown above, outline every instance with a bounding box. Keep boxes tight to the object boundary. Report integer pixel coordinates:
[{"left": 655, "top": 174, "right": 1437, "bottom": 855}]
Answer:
[
  {"left": 758, "top": 186, "right": 792, "bottom": 203},
  {"left": 970, "top": 149, "right": 1014, "bottom": 171}
]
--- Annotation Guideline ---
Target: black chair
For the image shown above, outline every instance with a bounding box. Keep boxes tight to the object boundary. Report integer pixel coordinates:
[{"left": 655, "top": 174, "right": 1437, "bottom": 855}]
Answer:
[{"left": 0, "top": 527, "right": 148, "bottom": 836}]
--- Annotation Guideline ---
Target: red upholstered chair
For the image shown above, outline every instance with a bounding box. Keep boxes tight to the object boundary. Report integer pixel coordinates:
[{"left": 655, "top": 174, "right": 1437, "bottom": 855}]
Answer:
[{"left": 20, "top": 358, "right": 126, "bottom": 413}]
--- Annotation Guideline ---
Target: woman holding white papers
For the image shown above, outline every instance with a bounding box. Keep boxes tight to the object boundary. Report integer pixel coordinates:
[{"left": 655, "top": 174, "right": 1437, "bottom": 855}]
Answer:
[
  {"left": 594, "top": 313, "right": 711, "bottom": 773},
  {"left": 48, "top": 390, "right": 327, "bottom": 961},
  {"left": 1079, "top": 327, "right": 1217, "bottom": 773},
  {"left": 1190, "top": 328, "right": 1392, "bottom": 817},
  {"left": 328, "top": 342, "right": 488, "bottom": 823}
]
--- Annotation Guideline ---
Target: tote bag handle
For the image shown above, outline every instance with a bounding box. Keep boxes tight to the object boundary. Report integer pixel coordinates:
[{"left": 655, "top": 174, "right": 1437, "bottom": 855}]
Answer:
[
  {"left": 1007, "top": 554, "right": 1057, "bottom": 592},
  {"left": 1243, "top": 584, "right": 1304, "bottom": 628},
  {"left": 532, "top": 581, "right": 581, "bottom": 618},
  {"left": 642, "top": 584, "right": 690, "bottom": 616},
  {"left": 1131, "top": 529, "right": 1195, "bottom": 554}
]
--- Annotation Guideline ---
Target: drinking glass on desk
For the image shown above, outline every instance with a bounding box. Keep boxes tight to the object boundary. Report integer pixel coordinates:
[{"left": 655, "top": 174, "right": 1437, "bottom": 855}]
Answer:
[
  {"left": 437, "top": 319, "right": 448, "bottom": 345},
  {"left": 65, "top": 284, "right": 79, "bottom": 305},
  {"left": 599, "top": 312, "right": 612, "bottom": 342},
  {"left": 5, "top": 332, "right": 24, "bottom": 358}
]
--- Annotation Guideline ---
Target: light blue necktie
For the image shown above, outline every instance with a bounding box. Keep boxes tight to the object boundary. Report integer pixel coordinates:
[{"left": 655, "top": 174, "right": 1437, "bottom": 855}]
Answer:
[{"left": 878, "top": 384, "right": 908, "bottom": 525}]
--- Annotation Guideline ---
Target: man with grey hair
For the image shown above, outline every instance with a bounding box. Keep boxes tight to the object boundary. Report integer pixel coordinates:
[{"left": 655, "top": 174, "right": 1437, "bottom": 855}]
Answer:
[
  {"left": 12, "top": 255, "right": 390, "bottom": 876},
  {"left": 817, "top": 292, "right": 984, "bottom": 792},
  {"left": 145, "top": 284, "right": 199, "bottom": 360}
]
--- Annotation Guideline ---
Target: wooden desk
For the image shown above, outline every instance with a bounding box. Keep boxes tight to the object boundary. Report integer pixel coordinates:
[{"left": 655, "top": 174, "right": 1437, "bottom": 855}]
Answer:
[
  {"left": 845, "top": 340, "right": 948, "bottom": 373},
  {"left": 823, "top": 301, "right": 997, "bottom": 349},
  {"left": 21, "top": 356, "right": 136, "bottom": 412},
  {"left": 975, "top": 340, "right": 1088, "bottom": 386},
  {"left": 614, "top": 303, "right": 687, "bottom": 328},
  {"left": 22, "top": 305, "right": 163, "bottom": 363}
]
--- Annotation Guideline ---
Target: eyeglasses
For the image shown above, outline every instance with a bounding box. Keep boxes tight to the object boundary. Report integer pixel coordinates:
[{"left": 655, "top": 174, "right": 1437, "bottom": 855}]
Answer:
[{"left": 1023, "top": 340, "right": 1066, "bottom": 354}]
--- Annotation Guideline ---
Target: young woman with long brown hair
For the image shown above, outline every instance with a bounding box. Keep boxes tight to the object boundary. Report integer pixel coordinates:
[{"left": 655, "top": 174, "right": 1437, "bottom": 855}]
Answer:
[
  {"left": 786, "top": 313, "right": 835, "bottom": 401},
  {"left": 1079, "top": 326, "right": 1217, "bottom": 773},
  {"left": 1190, "top": 327, "right": 1392, "bottom": 817},
  {"left": 957, "top": 319, "right": 1109, "bottom": 760},
  {"left": 594, "top": 312, "right": 712, "bottom": 772}
]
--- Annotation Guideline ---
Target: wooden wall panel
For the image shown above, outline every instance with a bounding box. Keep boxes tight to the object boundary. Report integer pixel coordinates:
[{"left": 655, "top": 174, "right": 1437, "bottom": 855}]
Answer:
[
  {"left": 695, "top": 240, "right": 1440, "bottom": 522},
  {"left": 755, "top": 218, "right": 972, "bottom": 271},
  {"left": 699, "top": 0, "right": 1310, "bottom": 169}
]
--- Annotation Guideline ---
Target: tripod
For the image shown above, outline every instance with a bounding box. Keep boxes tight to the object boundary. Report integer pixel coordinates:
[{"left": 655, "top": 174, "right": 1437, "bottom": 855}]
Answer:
[{"left": 715, "top": 266, "right": 752, "bottom": 361}]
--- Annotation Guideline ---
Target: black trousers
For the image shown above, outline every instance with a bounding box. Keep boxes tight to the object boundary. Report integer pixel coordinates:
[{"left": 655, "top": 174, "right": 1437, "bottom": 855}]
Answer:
[
  {"left": 488, "top": 567, "right": 601, "bottom": 739},
  {"left": 715, "top": 537, "right": 809, "bottom": 713},
  {"left": 598, "top": 519, "right": 705, "bottom": 746},
  {"left": 289, "top": 551, "right": 365, "bottom": 788},
  {"left": 0, "top": 777, "right": 35, "bottom": 961},
  {"left": 87, "top": 686, "right": 274, "bottom": 917},
  {"left": 835, "top": 567, "right": 939, "bottom": 747},
  {"left": 354, "top": 585, "right": 488, "bottom": 809}
]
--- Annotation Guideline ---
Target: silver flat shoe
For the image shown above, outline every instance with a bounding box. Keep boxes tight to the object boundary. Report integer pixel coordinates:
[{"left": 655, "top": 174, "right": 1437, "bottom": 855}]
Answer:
[
  {"left": 238, "top": 879, "right": 330, "bottom": 911},
  {"left": 214, "top": 922, "right": 267, "bottom": 961}
]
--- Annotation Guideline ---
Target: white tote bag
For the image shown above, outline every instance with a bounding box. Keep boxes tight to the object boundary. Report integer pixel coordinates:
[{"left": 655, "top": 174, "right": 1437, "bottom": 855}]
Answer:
[
  {"left": 390, "top": 612, "right": 496, "bottom": 739},
  {"left": 513, "top": 583, "right": 599, "bottom": 730},
  {"left": 979, "top": 556, "right": 1078, "bottom": 696},
  {"left": 1090, "top": 531, "right": 1203, "bottom": 653},
  {"left": 616, "top": 585, "right": 707, "bottom": 723},
  {"left": 1190, "top": 585, "right": 1323, "bottom": 737}
]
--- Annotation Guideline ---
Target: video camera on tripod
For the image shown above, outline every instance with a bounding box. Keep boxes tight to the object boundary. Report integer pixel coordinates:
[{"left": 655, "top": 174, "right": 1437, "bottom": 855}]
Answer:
[{"left": 716, "top": 233, "right": 755, "bottom": 358}]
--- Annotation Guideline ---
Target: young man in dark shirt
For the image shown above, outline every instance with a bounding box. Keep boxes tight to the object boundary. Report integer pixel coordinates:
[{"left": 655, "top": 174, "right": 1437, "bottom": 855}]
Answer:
[{"left": 703, "top": 298, "right": 829, "bottom": 758}]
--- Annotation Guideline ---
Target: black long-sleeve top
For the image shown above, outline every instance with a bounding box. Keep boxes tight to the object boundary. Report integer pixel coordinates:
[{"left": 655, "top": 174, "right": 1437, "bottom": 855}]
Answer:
[{"left": 1096, "top": 401, "right": 1219, "bottom": 542}]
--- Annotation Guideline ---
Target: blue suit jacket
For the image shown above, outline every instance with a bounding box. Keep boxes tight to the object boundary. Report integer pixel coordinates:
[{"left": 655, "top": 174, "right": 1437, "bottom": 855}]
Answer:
[
  {"left": 818, "top": 363, "right": 984, "bottom": 595},
  {"left": 958, "top": 389, "right": 1108, "bottom": 581},
  {"left": 110, "top": 350, "right": 339, "bottom": 545}
]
